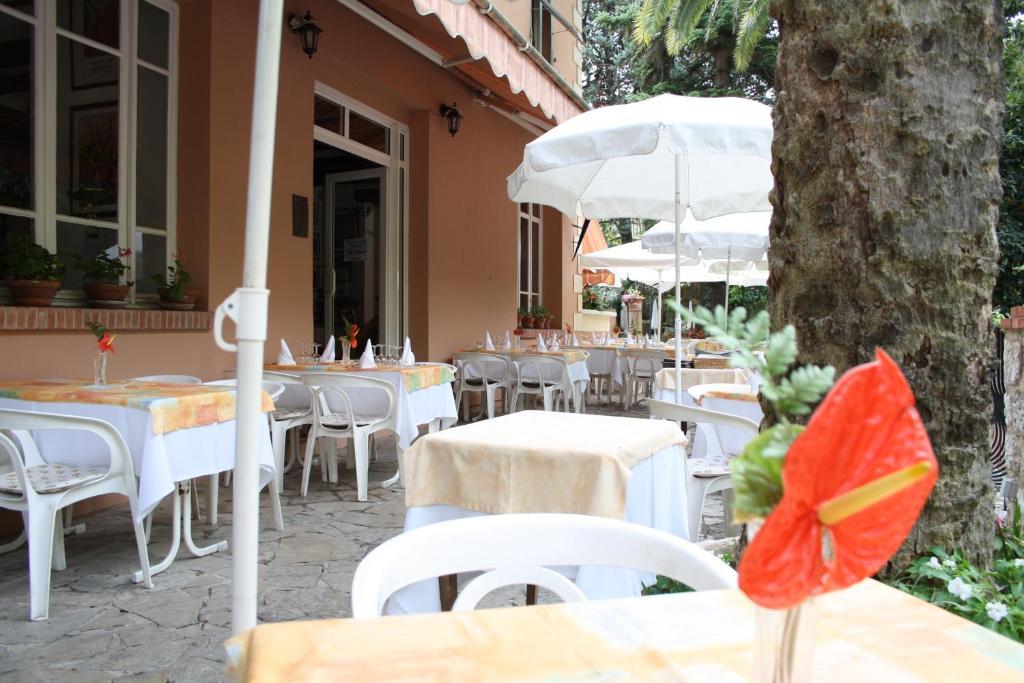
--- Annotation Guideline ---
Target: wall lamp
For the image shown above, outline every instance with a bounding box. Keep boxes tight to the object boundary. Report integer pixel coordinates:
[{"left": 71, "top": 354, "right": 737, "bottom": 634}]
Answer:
[
  {"left": 289, "top": 11, "right": 322, "bottom": 59},
  {"left": 439, "top": 103, "right": 463, "bottom": 138}
]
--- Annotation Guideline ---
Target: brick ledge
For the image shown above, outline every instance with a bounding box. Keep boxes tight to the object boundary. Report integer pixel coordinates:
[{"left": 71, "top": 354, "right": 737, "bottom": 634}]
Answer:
[{"left": 0, "top": 306, "right": 212, "bottom": 332}]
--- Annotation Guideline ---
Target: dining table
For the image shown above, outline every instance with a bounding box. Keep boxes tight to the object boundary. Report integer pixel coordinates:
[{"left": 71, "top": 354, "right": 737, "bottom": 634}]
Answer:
[
  {"left": 467, "top": 347, "right": 591, "bottom": 390},
  {"left": 0, "top": 378, "right": 276, "bottom": 580},
  {"left": 224, "top": 578, "right": 1024, "bottom": 682},
  {"left": 654, "top": 367, "right": 755, "bottom": 406},
  {"left": 391, "top": 410, "right": 689, "bottom": 614}
]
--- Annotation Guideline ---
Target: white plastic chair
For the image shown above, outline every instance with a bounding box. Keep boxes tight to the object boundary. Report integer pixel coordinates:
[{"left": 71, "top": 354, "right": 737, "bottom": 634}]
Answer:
[
  {"left": 131, "top": 374, "right": 202, "bottom": 385},
  {"left": 0, "top": 409, "right": 153, "bottom": 621},
  {"left": 452, "top": 352, "right": 513, "bottom": 421},
  {"left": 620, "top": 349, "right": 665, "bottom": 410},
  {"left": 648, "top": 399, "right": 759, "bottom": 540},
  {"left": 262, "top": 371, "right": 314, "bottom": 491},
  {"left": 510, "top": 354, "right": 578, "bottom": 413},
  {"left": 301, "top": 373, "right": 398, "bottom": 501},
  {"left": 350, "top": 513, "right": 737, "bottom": 617},
  {"left": 202, "top": 379, "right": 285, "bottom": 530}
]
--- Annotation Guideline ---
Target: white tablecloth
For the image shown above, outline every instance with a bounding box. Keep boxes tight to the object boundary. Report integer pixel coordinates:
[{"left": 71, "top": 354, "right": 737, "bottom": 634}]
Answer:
[
  {"left": 0, "top": 398, "right": 275, "bottom": 521},
  {"left": 389, "top": 444, "right": 688, "bottom": 614},
  {"left": 583, "top": 348, "right": 620, "bottom": 384}
]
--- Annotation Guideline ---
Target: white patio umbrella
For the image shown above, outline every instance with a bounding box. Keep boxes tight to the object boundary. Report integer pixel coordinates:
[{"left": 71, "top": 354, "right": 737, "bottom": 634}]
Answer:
[
  {"left": 508, "top": 94, "right": 772, "bottom": 402},
  {"left": 209, "top": 0, "right": 284, "bottom": 634}
]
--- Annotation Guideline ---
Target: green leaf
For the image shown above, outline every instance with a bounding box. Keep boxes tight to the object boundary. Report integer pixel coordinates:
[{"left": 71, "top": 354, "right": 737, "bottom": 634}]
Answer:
[{"left": 730, "top": 424, "right": 804, "bottom": 520}]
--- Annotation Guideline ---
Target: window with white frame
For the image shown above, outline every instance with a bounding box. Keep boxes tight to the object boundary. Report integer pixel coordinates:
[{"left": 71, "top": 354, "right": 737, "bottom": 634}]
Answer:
[
  {"left": 0, "top": 0, "right": 178, "bottom": 301},
  {"left": 518, "top": 202, "right": 542, "bottom": 311}
]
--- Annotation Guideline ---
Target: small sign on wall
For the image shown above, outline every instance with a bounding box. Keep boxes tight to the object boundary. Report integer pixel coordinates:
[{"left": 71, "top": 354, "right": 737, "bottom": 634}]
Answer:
[
  {"left": 344, "top": 238, "right": 367, "bottom": 262},
  {"left": 292, "top": 195, "right": 309, "bottom": 238}
]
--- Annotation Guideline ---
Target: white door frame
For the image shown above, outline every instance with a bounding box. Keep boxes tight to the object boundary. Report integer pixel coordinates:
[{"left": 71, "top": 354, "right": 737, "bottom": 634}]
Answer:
[
  {"left": 323, "top": 169, "right": 388, "bottom": 345},
  {"left": 313, "top": 82, "right": 408, "bottom": 347}
]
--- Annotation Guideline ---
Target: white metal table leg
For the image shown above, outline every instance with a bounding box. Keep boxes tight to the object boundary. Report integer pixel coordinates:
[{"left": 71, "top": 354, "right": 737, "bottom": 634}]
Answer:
[
  {"left": 132, "top": 481, "right": 227, "bottom": 583},
  {"left": 206, "top": 474, "right": 219, "bottom": 525}
]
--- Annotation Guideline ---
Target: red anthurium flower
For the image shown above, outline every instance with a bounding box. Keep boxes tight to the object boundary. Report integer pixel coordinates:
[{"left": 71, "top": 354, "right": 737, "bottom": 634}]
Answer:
[
  {"left": 98, "top": 332, "right": 116, "bottom": 354},
  {"left": 738, "top": 349, "right": 938, "bottom": 609}
]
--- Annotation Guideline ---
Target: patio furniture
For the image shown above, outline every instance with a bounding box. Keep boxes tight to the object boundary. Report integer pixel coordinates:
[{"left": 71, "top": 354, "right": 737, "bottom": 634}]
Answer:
[
  {"left": 619, "top": 348, "right": 664, "bottom": 411},
  {"left": 0, "top": 379, "right": 277, "bottom": 580},
  {"left": 300, "top": 373, "right": 399, "bottom": 501},
  {"left": 0, "top": 409, "right": 152, "bottom": 621},
  {"left": 649, "top": 398, "right": 759, "bottom": 540},
  {"left": 451, "top": 352, "right": 513, "bottom": 421},
  {"left": 351, "top": 513, "right": 735, "bottom": 617},
  {"left": 509, "top": 353, "right": 578, "bottom": 412},
  {"left": 578, "top": 344, "right": 618, "bottom": 404},
  {"left": 393, "top": 411, "right": 688, "bottom": 613},
  {"left": 131, "top": 374, "right": 202, "bottom": 385},
  {"left": 262, "top": 371, "right": 314, "bottom": 491},
  {"left": 653, "top": 367, "right": 753, "bottom": 407},
  {"left": 226, "top": 579, "right": 1024, "bottom": 682}
]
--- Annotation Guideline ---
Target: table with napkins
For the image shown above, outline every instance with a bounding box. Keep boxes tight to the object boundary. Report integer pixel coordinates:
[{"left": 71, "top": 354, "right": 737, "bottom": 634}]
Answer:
[
  {"left": 470, "top": 332, "right": 590, "bottom": 391},
  {"left": 266, "top": 338, "right": 457, "bottom": 450}
]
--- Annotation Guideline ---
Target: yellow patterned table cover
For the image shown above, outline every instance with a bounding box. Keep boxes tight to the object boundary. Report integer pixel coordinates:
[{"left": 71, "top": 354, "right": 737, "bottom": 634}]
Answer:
[
  {"left": 225, "top": 580, "right": 1024, "bottom": 682},
  {"left": 263, "top": 363, "right": 455, "bottom": 393},
  {"left": 0, "top": 379, "right": 273, "bottom": 436},
  {"left": 467, "top": 348, "right": 588, "bottom": 365}
]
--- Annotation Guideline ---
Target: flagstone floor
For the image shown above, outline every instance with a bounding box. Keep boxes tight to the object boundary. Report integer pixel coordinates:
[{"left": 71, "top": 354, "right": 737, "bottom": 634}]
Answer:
[{"left": 0, "top": 401, "right": 726, "bottom": 682}]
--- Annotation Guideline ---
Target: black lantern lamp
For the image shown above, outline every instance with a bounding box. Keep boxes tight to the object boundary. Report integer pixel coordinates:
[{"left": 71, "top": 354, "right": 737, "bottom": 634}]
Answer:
[
  {"left": 439, "top": 103, "right": 463, "bottom": 138},
  {"left": 289, "top": 11, "right": 322, "bottom": 59}
]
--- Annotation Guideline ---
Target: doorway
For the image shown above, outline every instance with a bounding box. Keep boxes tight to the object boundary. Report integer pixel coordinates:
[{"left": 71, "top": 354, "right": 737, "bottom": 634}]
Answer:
[{"left": 313, "top": 141, "right": 385, "bottom": 354}]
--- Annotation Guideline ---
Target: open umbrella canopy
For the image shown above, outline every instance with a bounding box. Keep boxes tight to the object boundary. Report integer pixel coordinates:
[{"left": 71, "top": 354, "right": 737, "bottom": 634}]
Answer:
[
  {"left": 641, "top": 211, "right": 771, "bottom": 261},
  {"left": 507, "top": 94, "right": 773, "bottom": 221}
]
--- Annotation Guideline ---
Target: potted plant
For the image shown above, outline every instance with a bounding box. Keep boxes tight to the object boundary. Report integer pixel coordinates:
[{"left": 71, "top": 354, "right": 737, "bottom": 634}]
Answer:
[
  {"left": 77, "top": 247, "right": 132, "bottom": 307},
  {"left": 622, "top": 287, "right": 645, "bottom": 312},
  {"left": 531, "top": 304, "right": 549, "bottom": 328},
  {"left": 519, "top": 306, "right": 534, "bottom": 329},
  {"left": 151, "top": 253, "right": 197, "bottom": 310},
  {"left": 0, "top": 233, "right": 65, "bottom": 306}
]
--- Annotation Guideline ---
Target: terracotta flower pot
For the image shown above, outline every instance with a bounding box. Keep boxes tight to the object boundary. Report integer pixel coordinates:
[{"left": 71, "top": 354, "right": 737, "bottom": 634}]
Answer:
[
  {"left": 626, "top": 298, "right": 644, "bottom": 312},
  {"left": 522, "top": 315, "right": 535, "bottom": 329},
  {"left": 5, "top": 279, "right": 61, "bottom": 306},
  {"left": 157, "top": 287, "right": 199, "bottom": 311},
  {"left": 84, "top": 282, "right": 129, "bottom": 308}
]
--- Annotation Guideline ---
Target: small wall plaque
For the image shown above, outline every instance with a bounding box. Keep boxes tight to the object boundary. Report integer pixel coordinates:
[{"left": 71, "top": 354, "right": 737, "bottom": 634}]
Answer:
[{"left": 292, "top": 194, "right": 309, "bottom": 238}]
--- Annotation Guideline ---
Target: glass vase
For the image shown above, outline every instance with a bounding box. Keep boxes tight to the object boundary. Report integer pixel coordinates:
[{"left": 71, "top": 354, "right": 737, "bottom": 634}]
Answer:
[
  {"left": 753, "top": 600, "right": 817, "bottom": 683},
  {"left": 93, "top": 350, "right": 109, "bottom": 386},
  {"left": 341, "top": 339, "right": 351, "bottom": 363}
]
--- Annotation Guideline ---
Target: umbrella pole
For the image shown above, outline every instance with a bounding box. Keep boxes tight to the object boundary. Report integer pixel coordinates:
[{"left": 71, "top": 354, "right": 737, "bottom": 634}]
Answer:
[
  {"left": 211, "top": 0, "right": 284, "bottom": 636},
  {"left": 673, "top": 157, "right": 682, "bottom": 405},
  {"left": 654, "top": 268, "right": 663, "bottom": 338},
  {"left": 723, "top": 246, "right": 732, "bottom": 327}
]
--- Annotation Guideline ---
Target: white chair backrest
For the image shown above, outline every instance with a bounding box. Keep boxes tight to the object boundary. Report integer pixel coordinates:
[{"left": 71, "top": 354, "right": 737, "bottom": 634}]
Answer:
[
  {"left": 515, "top": 354, "right": 570, "bottom": 386},
  {"left": 702, "top": 395, "right": 764, "bottom": 456},
  {"left": 621, "top": 349, "right": 665, "bottom": 375},
  {"left": 351, "top": 513, "right": 737, "bottom": 617},
  {"left": 132, "top": 374, "right": 202, "bottom": 385},
  {"left": 648, "top": 398, "right": 759, "bottom": 454},
  {"left": 302, "top": 372, "right": 397, "bottom": 426},
  {"left": 203, "top": 379, "right": 284, "bottom": 402},
  {"left": 452, "top": 352, "right": 512, "bottom": 384},
  {"left": 263, "top": 371, "right": 311, "bottom": 410},
  {"left": 0, "top": 409, "right": 134, "bottom": 502}
]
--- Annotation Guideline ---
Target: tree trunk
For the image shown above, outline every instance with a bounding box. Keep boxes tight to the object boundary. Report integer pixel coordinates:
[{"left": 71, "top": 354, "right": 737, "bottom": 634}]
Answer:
[
  {"left": 712, "top": 32, "right": 734, "bottom": 89},
  {"left": 768, "top": 1, "right": 1003, "bottom": 567}
]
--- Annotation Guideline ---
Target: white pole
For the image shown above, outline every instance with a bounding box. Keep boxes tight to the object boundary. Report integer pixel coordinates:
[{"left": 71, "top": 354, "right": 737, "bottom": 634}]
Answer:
[
  {"left": 723, "top": 246, "right": 732, "bottom": 325},
  {"left": 215, "top": 0, "right": 284, "bottom": 636},
  {"left": 673, "top": 156, "right": 682, "bottom": 405},
  {"left": 654, "top": 268, "right": 662, "bottom": 338}
]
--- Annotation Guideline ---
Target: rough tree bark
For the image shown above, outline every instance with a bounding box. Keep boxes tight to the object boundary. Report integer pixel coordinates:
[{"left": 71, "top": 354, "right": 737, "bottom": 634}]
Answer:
[{"left": 767, "top": 0, "right": 1003, "bottom": 567}]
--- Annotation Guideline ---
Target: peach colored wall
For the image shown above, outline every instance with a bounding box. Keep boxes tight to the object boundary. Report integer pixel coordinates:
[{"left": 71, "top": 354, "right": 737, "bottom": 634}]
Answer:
[{"left": 0, "top": 0, "right": 569, "bottom": 377}]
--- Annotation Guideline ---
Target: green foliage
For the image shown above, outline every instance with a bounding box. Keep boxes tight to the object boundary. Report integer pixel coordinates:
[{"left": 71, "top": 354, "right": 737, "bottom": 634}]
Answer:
[
  {"left": 675, "top": 303, "right": 836, "bottom": 519},
  {"left": 642, "top": 551, "right": 737, "bottom": 595},
  {"left": 996, "top": 3, "right": 1024, "bottom": 312},
  {"left": 76, "top": 247, "right": 132, "bottom": 285},
  {"left": 583, "top": 285, "right": 619, "bottom": 311},
  {"left": 85, "top": 321, "right": 108, "bottom": 340},
  {"left": 151, "top": 254, "right": 191, "bottom": 302},
  {"left": 727, "top": 285, "right": 767, "bottom": 315},
  {"left": 0, "top": 233, "right": 65, "bottom": 281}
]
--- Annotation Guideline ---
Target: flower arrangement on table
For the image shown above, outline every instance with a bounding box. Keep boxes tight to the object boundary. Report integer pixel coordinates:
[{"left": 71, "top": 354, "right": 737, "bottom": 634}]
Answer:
[
  {"left": 340, "top": 318, "right": 360, "bottom": 362},
  {"left": 86, "top": 321, "right": 116, "bottom": 386},
  {"left": 682, "top": 305, "right": 938, "bottom": 680},
  {"left": 77, "top": 247, "right": 132, "bottom": 307}
]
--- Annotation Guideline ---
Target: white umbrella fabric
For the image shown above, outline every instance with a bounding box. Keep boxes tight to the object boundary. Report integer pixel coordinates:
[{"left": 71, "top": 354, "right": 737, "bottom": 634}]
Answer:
[{"left": 508, "top": 94, "right": 772, "bottom": 403}]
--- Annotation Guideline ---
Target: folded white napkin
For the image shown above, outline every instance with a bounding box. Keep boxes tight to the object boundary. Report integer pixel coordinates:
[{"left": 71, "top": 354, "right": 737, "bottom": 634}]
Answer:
[
  {"left": 551, "top": 337, "right": 560, "bottom": 351},
  {"left": 400, "top": 337, "right": 415, "bottom": 366},
  {"left": 503, "top": 331, "right": 511, "bottom": 350},
  {"left": 626, "top": 333, "right": 635, "bottom": 345},
  {"left": 360, "top": 339, "right": 376, "bottom": 368},
  {"left": 321, "top": 336, "right": 335, "bottom": 362},
  {"left": 536, "top": 335, "right": 548, "bottom": 352},
  {"left": 277, "top": 338, "right": 295, "bottom": 365},
  {"left": 571, "top": 333, "right": 579, "bottom": 346},
  {"left": 484, "top": 331, "right": 495, "bottom": 351}
]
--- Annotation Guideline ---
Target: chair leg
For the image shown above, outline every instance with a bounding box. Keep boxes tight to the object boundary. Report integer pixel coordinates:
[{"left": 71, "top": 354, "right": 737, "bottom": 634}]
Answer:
[
  {"left": 0, "top": 528, "right": 26, "bottom": 554},
  {"left": 267, "top": 480, "right": 284, "bottom": 532},
  {"left": 271, "top": 420, "right": 286, "bottom": 494},
  {"left": 51, "top": 513, "right": 66, "bottom": 572},
  {"left": 27, "top": 507, "right": 58, "bottom": 621},
  {"left": 125, "top": 493, "right": 153, "bottom": 589},
  {"left": 144, "top": 513, "right": 153, "bottom": 544},
  {"left": 353, "top": 432, "right": 370, "bottom": 502},
  {"left": 485, "top": 387, "right": 497, "bottom": 420},
  {"left": 301, "top": 433, "right": 317, "bottom": 497}
]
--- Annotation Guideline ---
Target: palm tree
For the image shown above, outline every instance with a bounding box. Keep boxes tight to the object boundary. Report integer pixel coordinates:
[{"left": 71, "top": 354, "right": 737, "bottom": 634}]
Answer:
[{"left": 634, "top": 0, "right": 771, "bottom": 75}]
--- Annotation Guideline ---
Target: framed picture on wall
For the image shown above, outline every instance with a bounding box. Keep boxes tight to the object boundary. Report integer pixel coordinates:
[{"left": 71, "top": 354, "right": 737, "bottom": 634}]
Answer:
[
  {"left": 69, "top": 102, "right": 118, "bottom": 218},
  {"left": 70, "top": 0, "right": 120, "bottom": 90}
]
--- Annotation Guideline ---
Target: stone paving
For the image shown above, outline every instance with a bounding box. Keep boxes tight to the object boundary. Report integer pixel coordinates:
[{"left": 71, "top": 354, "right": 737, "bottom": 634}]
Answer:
[{"left": 0, "top": 400, "right": 726, "bottom": 682}]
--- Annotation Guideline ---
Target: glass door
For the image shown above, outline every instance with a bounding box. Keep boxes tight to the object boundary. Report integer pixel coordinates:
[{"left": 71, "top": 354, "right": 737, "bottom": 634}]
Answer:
[{"left": 323, "top": 169, "right": 387, "bottom": 355}]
